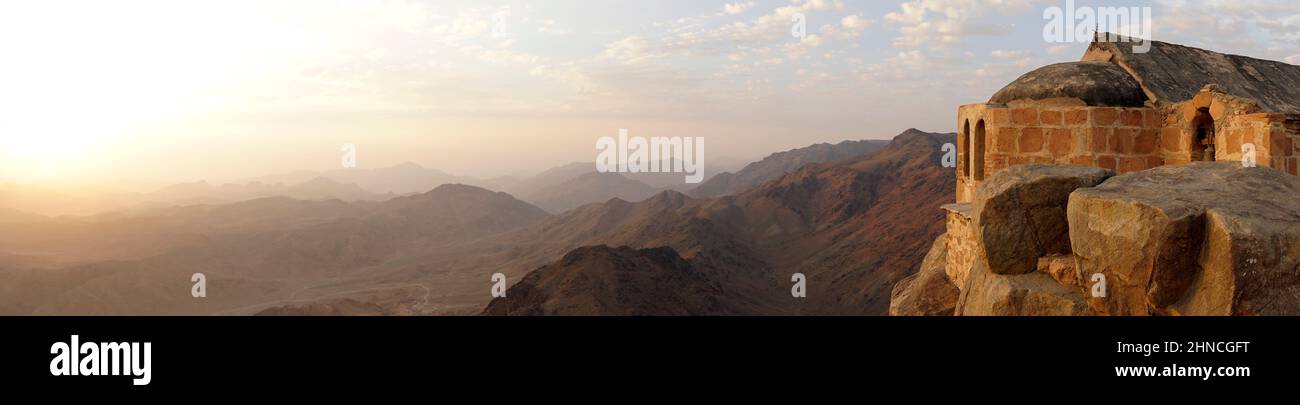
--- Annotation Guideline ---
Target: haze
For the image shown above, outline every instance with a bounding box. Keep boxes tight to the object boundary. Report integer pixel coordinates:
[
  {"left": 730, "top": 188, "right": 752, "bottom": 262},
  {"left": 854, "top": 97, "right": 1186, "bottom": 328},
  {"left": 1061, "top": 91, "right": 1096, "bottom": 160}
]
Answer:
[{"left": 1, "top": 0, "right": 1295, "bottom": 186}]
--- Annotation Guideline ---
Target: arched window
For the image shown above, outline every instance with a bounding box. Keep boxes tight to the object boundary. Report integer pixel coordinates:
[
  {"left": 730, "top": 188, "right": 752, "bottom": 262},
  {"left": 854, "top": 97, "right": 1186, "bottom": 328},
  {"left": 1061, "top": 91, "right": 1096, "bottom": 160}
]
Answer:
[
  {"left": 972, "top": 120, "right": 986, "bottom": 181},
  {"left": 1191, "top": 108, "right": 1216, "bottom": 162},
  {"left": 960, "top": 120, "right": 971, "bottom": 178}
]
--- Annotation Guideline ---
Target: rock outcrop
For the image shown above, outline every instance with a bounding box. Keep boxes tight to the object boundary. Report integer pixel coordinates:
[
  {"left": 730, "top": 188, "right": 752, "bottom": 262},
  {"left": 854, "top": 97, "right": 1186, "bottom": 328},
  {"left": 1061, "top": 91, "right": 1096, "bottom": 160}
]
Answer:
[
  {"left": 973, "top": 164, "right": 1113, "bottom": 275},
  {"left": 1069, "top": 162, "right": 1300, "bottom": 315},
  {"left": 892, "top": 161, "right": 1300, "bottom": 316},
  {"left": 956, "top": 262, "right": 1092, "bottom": 316},
  {"left": 889, "top": 236, "right": 959, "bottom": 316}
]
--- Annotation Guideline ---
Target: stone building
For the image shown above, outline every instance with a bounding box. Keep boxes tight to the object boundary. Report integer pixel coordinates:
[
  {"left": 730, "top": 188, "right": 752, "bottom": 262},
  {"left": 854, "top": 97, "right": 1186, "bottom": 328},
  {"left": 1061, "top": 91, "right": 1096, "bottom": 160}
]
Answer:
[
  {"left": 955, "top": 35, "right": 1300, "bottom": 203},
  {"left": 890, "top": 35, "right": 1300, "bottom": 316}
]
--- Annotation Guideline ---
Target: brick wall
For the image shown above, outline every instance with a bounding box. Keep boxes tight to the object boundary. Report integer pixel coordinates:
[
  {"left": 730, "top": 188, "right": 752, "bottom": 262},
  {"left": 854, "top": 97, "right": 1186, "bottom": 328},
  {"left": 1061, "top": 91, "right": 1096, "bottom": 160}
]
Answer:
[
  {"left": 1284, "top": 119, "right": 1300, "bottom": 176},
  {"left": 1216, "top": 113, "right": 1276, "bottom": 166},
  {"left": 983, "top": 105, "right": 1163, "bottom": 175},
  {"left": 943, "top": 205, "right": 976, "bottom": 290},
  {"left": 958, "top": 96, "right": 1297, "bottom": 206}
]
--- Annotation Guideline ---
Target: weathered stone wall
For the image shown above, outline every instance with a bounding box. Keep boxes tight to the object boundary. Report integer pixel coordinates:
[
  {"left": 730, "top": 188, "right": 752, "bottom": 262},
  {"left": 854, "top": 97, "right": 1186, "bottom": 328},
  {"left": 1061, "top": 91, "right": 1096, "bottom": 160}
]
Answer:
[
  {"left": 1284, "top": 118, "right": 1300, "bottom": 176},
  {"left": 1249, "top": 115, "right": 1300, "bottom": 176},
  {"left": 1218, "top": 113, "right": 1278, "bottom": 165},
  {"left": 990, "top": 105, "right": 1162, "bottom": 174},
  {"left": 956, "top": 104, "right": 986, "bottom": 202},
  {"left": 1165, "top": 89, "right": 1299, "bottom": 174},
  {"left": 943, "top": 204, "right": 976, "bottom": 289},
  {"left": 957, "top": 103, "right": 1164, "bottom": 203}
]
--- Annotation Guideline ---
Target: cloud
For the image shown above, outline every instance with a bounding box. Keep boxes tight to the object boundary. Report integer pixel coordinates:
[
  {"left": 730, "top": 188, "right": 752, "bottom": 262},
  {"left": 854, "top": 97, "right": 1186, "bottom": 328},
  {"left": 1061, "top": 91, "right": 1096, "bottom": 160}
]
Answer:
[
  {"left": 724, "top": 2, "right": 755, "bottom": 15},
  {"left": 537, "top": 19, "right": 568, "bottom": 35},
  {"left": 433, "top": 8, "right": 492, "bottom": 43},
  {"left": 1046, "top": 45, "right": 1073, "bottom": 56},
  {"left": 1152, "top": 0, "right": 1300, "bottom": 61},
  {"left": 460, "top": 42, "right": 540, "bottom": 65},
  {"left": 841, "top": 14, "right": 873, "bottom": 30},
  {"left": 991, "top": 50, "right": 1028, "bottom": 58},
  {"left": 603, "top": 37, "right": 670, "bottom": 64},
  {"left": 883, "top": 0, "right": 1041, "bottom": 49}
]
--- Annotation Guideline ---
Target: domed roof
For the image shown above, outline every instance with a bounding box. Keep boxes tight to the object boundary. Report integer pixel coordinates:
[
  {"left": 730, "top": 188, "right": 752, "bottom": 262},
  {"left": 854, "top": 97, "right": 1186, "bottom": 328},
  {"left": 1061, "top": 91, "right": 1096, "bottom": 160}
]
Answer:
[{"left": 989, "top": 61, "right": 1147, "bottom": 107}]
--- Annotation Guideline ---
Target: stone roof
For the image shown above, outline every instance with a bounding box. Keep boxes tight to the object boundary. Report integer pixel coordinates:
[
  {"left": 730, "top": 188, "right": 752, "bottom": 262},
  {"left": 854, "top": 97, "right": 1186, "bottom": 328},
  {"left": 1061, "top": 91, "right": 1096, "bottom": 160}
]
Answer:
[
  {"left": 989, "top": 61, "right": 1147, "bottom": 107},
  {"left": 1085, "top": 35, "right": 1300, "bottom": 113}
]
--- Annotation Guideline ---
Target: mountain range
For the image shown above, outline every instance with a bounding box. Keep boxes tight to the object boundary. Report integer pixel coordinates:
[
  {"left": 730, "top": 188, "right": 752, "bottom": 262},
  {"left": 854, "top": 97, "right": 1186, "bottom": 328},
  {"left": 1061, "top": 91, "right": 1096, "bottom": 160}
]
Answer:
[
  {"left": 2, "top": 138, "right": 888, "bottom": 218},
  {"left": 483, "top": 129, "right": 953, "bottom": 315},
  {"left": 0, "top": 129, "right": 950, "bottom": 315},
  {"left": 688, "top": 139, "right": 891, "bottom": 198}
]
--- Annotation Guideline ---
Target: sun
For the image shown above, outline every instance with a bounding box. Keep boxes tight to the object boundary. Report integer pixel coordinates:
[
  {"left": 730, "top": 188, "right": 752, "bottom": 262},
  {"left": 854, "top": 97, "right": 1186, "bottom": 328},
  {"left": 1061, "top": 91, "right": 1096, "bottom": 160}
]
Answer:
[
  {"left": 0, "top": 92, "right": 136, "bottom": 172},
  {"left": 1, "top": 132, "right": 102, "bottom": 167},
  {"left": 0, "top": 2, "right": 249, "bottom": 179}
]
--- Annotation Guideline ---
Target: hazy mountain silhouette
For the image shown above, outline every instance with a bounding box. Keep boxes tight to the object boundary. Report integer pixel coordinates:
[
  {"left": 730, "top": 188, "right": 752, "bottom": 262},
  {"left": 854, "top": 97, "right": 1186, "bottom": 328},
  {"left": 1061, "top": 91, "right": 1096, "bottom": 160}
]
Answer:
[
  {"left": 0, "top": 177, "right": 391, "bottom": 216},
  {"left": 0, "top": 130, "right": 951, "bottom": 316},
  {"left": 142, "top": 177, "right": 389, "bottom": 207},
  {"left": 522, "top": 172, "right": 660, "bottom": 213},
  {"left": 248, "top": 162, "right": 471, "bottom": 195},
  {"left": 689, "top": 139, "right": 891, "bottom": 198},
  {"left": 0, "top": 184, "right": 550, "bottom": 314}
]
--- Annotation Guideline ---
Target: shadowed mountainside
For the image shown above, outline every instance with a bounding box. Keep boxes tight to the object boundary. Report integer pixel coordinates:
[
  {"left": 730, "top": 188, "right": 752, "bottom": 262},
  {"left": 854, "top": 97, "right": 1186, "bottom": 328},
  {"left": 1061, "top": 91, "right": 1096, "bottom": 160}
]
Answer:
[
  {"left": 482, "top": 246, "right": 727, "bottom": 316},
  {"left": 482, "top": 129, "right": 954, "bottom": 315}
]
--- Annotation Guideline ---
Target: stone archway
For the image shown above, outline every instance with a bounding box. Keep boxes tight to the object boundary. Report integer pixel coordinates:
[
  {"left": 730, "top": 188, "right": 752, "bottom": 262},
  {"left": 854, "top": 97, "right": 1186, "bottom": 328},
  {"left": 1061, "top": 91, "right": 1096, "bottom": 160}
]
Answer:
[
  {"left": 973, "top": 120, "right": 986, "bottom": 180},
  {"left": 961, "top": 120, "right": 971, "bottom": 178},
  {"left": 1191, "top": 107, "right": 1216, "bottom": 161}
]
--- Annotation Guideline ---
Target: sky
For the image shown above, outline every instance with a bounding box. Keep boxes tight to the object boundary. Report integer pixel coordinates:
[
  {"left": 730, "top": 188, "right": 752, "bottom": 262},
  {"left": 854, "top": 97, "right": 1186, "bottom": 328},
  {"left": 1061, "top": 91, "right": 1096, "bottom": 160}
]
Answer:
[{"left": 0, "top": 0, "right": 1297, "bottom": 186}]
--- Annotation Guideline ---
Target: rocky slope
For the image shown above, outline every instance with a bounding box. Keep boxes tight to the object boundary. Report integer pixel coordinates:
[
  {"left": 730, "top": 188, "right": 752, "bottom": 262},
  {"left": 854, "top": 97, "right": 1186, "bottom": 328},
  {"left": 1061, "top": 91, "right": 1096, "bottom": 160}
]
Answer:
[
  {"left": 482, "top": 246, "right": 727, "bottom": 316},
  {"left": 484, "top": 129, "right": 955, "bottom": 315}
]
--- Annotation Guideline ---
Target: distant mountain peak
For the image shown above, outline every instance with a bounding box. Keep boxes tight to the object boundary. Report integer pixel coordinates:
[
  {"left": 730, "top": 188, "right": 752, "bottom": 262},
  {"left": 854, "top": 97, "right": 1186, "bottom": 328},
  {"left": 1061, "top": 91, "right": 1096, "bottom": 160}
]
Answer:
[
  {"left": 427, "top": 183, "right": 496, "bottom": 196},
  {"left": 890, "top": 128, "right": 955, "bottom": 148},
  {"left": 483, "top": 245, "right": 724, "bottom": 316},
  {"left": 688, "top": 136, "right": 893, "bottom": 199},
  {"left": 299, "top": 176, "right": 341, "bottom": 185},
  {"left": 646, "top": 189, "right": 690, "bottom": 205}
]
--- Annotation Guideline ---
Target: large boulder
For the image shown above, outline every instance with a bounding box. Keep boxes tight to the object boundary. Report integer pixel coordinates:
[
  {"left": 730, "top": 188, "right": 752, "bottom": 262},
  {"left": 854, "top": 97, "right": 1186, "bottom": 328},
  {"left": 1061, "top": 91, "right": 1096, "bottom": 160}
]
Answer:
[
  {"left": 1069, "top": 162, "right": 1300, "bottom": 315},
  {"left": 974, "top": 164, "right": 1114, "bottom": 275},
  {"left": 955, "top": 261, "right": 1092, "bottom": 316},
  {"left": 890, "top": 236, "right": 959, "bottom": 316}
]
